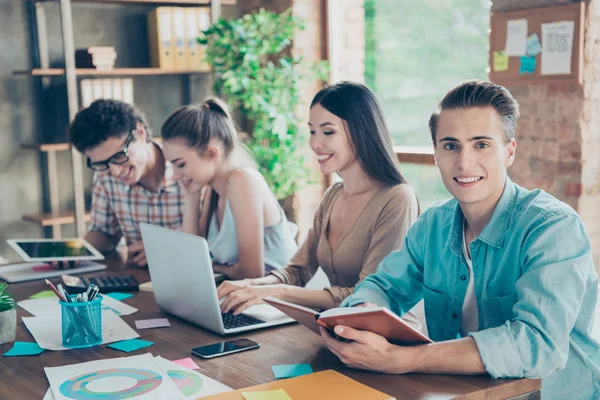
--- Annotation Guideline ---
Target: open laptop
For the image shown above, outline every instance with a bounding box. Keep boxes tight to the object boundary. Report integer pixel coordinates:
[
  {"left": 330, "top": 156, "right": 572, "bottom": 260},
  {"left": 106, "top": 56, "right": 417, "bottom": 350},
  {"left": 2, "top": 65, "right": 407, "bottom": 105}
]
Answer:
[{"left": 139, "top": 223, "right": 294, "bottom": 335}]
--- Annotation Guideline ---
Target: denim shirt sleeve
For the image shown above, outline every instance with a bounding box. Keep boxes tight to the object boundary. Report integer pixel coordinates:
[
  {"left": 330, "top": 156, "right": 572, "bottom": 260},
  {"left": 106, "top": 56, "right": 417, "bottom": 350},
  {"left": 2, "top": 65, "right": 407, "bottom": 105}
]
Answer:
[
  {"left": 341, "top": 212, "right": 427, "bottom": 316},
  {"left": 469, "top": 212, "right": 596, "bottom": 379}
]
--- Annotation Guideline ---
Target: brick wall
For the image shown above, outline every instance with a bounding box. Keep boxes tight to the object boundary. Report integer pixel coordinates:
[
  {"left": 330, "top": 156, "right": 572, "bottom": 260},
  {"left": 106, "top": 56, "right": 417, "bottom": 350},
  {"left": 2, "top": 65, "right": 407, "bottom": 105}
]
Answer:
[
  {"left": 329, "top": 0, "right": 365, "bottom": 83},
  {"left": 493, "top": 0, "right": 600, "bottom": 271}
]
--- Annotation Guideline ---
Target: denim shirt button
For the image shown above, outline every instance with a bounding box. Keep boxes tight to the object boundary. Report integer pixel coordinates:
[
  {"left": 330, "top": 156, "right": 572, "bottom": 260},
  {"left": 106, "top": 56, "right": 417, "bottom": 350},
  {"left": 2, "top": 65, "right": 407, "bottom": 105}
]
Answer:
[
  {"left": 460, "top": 275, "right": 467, "bottom": 281},
  {"left": 452, "top": 312, "right": 457, "bottom": 319}
]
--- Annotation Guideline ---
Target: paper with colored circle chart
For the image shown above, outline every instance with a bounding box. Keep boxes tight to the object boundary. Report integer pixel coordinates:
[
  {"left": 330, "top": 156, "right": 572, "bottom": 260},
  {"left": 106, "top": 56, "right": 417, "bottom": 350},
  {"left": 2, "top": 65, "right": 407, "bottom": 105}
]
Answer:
[
  {"left": 155, "top": 356, "right": 232, "bottom": 399},
  {"left": 44, "top": 353, "right": 181, "bottom": 400},
  {"left": 43, "top": 354, "right": 232, "bottom": 400}
]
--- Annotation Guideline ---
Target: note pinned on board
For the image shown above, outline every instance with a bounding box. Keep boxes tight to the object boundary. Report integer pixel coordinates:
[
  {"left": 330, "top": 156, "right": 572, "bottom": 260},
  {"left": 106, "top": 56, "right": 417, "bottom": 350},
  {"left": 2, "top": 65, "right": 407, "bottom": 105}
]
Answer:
[
  {"left": 30, "top": 290, "right": 57, "bottom": 299},
  {"left": 504, "top": 19, "right": 528, "bottom": 56},
  {"left": 107, "top": 339, "right": 154, "bottom": 353},
  {"left": 541, "top": 21, "right": 575, "bottom": 75},
  {"left": 493, "top": 51, "right": 509, "bottom": 72},
  {"left": 3, "top": 341, "right": 45, "bottom": 356},
  {"left": 519, "top": 56, "right": 537, "bottom": 74},
  {"left": 242, "top": 389, "right": 292, "bottom": 400},
  {"left": 272, "top": 363, "right": 313, "bottom": 379},
  {"left": 526, "top": 33, "right": 542, "bottom": 56}
]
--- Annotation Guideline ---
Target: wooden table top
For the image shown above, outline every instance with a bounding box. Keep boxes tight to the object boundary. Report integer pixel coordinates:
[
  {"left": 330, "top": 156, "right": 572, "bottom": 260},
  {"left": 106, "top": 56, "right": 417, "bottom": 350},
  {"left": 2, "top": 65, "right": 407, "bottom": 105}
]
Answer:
[{"left": 0, "top": 258, "right": 541, "bottom": 400}]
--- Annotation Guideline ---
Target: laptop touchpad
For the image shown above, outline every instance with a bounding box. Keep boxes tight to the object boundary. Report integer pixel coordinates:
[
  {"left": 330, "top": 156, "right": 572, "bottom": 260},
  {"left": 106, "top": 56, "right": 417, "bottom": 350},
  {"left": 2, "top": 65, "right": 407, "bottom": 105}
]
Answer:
[{"left": 243, "top": 304, "right": 292, "bottom": 322}]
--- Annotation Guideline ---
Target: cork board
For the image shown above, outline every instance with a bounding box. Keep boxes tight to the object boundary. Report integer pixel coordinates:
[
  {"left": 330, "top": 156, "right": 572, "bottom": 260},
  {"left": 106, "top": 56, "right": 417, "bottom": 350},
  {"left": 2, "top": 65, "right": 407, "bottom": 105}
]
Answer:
[{"left": 489, "top": 2, "right": 585, "bottom": 85}]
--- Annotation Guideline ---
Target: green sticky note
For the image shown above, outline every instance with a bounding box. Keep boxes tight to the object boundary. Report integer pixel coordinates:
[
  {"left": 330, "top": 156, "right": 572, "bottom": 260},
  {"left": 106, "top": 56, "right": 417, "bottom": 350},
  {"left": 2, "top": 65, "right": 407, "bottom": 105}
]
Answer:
[
  {"left": 107, "top": 292, "right": 134, "bottom": 301},
  {"left": 107, "top": 339, "right": 153, "bottom": 353},
  {"left": 242, "top": 389, "right": 292, "bottom": 400},
  {"left": 3, "top": 341, "right": 45, "bottom": 356},
  {"left": 519, "top": 56, "right": 536, "bottom": 74},
  {"left": 272, "top": 363, "right": 313, "bottom": 379},
  {"left": 493, "top": 51, "right": 509, "bottom": 72},
  {"left": 29, "top": 290, "right": 57, "bottom": 299}
]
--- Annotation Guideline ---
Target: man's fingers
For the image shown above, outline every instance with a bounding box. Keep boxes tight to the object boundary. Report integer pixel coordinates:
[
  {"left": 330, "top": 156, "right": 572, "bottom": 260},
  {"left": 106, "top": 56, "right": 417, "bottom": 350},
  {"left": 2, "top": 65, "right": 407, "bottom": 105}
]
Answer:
[
  {"left": 334, "top": 325, "right": 372, "bottom": 344},
  {"left": 128, "top": 241, "right": 144, "bottom": 252},
  {"left": 132, "top": 251, "right": 146, "bottom": 266}
]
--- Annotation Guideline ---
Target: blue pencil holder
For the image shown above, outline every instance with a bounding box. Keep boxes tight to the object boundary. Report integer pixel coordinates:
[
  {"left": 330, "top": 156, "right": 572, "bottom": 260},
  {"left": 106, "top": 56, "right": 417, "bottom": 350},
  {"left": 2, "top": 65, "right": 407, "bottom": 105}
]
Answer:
[{"left": 60, "top": 294, "right": 103, "bottom": 348}]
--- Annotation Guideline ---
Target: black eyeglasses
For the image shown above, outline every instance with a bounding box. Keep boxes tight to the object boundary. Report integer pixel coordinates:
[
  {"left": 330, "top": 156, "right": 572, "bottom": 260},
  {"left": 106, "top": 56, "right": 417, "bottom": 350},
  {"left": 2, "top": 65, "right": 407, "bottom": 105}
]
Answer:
[{"left": 87, "top": 131, "right": 134, "bottom": 172}]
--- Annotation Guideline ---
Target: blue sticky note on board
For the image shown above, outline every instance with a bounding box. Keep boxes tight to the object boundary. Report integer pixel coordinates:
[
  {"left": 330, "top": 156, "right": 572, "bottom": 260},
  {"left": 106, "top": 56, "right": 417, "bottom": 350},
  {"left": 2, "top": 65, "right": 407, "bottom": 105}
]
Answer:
[
  {"left": 107, "top": 339, "right": 153, "bottom": 353},
  {"left": 526, "top": 33, "right": 542, "bottom": 56},
  {"left": 3, "top": 341, "right": 45, "bottom": 357},
  {"left": 519, "top": 56, "right": 536, "bottom": 74},
  {"left": 271, "top": 363, "right": 313, "bottom": 379},
  {"left": 107, "top": 292, "right": 134, "bottom": 301}
]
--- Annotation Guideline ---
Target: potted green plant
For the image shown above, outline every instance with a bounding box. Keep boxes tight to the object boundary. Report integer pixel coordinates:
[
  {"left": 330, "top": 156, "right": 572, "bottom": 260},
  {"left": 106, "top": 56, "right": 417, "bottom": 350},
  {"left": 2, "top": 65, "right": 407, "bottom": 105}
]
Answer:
[
  {"left": 199, "top": 8, "right": 328, "bottom": 219},
  {"left": 0, "top": 283, "right": 16, "bottom": 345}
]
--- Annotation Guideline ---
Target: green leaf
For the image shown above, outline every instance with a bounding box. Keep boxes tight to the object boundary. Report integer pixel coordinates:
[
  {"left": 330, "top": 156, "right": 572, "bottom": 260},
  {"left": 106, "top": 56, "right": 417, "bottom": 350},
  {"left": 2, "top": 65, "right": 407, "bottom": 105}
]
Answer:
[{"left": 200, "top": 8, "right": 328, "bottom": 199}]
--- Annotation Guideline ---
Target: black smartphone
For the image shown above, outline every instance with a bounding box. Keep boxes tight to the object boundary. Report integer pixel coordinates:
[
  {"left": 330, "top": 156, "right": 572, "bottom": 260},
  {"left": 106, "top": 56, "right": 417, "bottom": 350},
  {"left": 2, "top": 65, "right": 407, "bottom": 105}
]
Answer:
[{"left": 191, "top": 338, "right": 260, "bottom": 359}]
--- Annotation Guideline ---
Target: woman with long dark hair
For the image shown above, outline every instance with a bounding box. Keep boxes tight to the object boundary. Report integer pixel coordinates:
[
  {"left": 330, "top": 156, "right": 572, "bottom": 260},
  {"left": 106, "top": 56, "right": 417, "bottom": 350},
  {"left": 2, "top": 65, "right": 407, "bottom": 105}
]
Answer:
[{"left": 218, "top": 82, "right": 420, "bottom": 322}]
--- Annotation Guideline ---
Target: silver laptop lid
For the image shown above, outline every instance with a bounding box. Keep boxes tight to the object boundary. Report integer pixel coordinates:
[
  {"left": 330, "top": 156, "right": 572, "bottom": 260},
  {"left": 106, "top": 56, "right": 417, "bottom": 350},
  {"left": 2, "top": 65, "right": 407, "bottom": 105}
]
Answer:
[{"left": 139, "top": 223, "right": 225, "bottom": 334}]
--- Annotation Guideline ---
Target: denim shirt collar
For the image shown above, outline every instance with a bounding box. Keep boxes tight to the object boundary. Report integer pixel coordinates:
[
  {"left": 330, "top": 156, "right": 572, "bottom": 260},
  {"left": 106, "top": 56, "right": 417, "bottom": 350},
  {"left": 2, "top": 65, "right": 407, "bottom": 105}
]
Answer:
[{"left": 447, "top": 176, "right": 517, "bottom": 256}]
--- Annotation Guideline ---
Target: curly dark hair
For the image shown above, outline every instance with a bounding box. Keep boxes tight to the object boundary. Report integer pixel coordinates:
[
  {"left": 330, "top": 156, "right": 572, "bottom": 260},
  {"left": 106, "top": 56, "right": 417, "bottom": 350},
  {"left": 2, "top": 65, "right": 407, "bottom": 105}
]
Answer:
[{"left": 69, "top": 99, "right": 152, "bottom": 153}]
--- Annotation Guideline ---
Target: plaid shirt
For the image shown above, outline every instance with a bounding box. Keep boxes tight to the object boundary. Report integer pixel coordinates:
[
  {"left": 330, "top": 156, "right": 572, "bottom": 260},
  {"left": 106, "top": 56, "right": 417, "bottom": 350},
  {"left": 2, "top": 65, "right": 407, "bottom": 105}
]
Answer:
[{"left": 90, "top": 162, "right": 184, "bottom": 245}]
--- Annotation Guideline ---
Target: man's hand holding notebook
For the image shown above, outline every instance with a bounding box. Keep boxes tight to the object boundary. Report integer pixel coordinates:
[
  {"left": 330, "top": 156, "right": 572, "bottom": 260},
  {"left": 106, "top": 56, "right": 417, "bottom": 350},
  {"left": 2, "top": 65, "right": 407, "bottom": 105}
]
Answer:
[{"left": 263, "top": 297, "right": 431, "bottom": 345}]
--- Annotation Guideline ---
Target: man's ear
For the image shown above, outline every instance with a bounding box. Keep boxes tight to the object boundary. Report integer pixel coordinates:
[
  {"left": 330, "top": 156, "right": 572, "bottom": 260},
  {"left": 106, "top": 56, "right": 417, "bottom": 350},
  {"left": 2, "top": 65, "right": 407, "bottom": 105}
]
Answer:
[
  {"left": 136, "top": 122, "right": 148, "bottom": 142},
  {"left": 506, "top": 138, "right": 517, "bottom": 168}
]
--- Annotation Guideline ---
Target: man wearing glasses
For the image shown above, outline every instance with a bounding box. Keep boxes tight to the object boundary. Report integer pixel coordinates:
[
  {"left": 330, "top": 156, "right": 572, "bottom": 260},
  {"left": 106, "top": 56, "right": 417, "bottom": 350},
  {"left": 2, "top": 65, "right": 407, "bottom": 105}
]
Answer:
[{"left": 69, "top": 99, "right": 184, "bottom": 266}]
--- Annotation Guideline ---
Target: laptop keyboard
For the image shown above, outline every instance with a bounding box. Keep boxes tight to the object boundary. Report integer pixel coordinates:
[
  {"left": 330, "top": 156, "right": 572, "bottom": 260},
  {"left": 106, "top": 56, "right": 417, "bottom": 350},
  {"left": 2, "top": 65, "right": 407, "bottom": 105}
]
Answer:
[{"left": 222, "top": 312, "right": 265, "bottom": 329}]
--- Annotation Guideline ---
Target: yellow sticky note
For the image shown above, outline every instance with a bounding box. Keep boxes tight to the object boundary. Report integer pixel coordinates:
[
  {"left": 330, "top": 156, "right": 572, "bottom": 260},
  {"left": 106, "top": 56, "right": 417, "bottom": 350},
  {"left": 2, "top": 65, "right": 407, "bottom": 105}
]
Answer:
[
  {"left": 493, "top": 51, "right": 509, "bottom": 72},
  {"left": 242, "top": 389, "right": 292, "bottom": 400}
]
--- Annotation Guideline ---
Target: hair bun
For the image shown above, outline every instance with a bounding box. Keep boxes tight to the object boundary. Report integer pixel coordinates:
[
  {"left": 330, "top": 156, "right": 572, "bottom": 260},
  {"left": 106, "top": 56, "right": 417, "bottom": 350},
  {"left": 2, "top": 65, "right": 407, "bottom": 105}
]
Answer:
[{"left": 202, "top": 98, "right": 231, "bottom": 119}]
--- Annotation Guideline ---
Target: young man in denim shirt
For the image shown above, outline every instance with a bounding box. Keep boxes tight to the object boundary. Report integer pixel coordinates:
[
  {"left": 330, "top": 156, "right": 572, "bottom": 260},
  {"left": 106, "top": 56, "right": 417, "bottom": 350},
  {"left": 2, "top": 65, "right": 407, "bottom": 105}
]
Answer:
[{"left": 321, "top": 80, "right": 600, "bottom": 399}]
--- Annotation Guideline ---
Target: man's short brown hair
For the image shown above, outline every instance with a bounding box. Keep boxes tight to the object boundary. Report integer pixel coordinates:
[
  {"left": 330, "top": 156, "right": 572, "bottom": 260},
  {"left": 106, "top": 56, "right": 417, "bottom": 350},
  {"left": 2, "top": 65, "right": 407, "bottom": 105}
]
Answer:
[{"left": 429, "top": 80, "right": 520, "bottom": 145}]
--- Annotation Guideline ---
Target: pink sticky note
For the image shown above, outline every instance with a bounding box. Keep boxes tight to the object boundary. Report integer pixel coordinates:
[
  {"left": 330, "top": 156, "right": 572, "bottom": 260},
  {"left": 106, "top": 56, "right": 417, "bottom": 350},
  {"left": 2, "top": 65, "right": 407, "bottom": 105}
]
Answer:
[
  {"left": 173, "top": 357, "right": 200, "bottom": 370},
  {"left": 134, "top": 318, "right": 171, "bottom": 330}
]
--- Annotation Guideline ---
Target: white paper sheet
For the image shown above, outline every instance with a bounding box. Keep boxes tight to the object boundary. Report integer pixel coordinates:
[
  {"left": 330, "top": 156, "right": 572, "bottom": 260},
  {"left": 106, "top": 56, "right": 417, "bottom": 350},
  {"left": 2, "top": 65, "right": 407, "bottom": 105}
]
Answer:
[
  {"left": 45, "top": 353, "right": 181, "bottom": 400},
  {"left": 541, "top": 21, "right": 575, "bottom": 75},
  {"left": 504, "top": 19, "right": 528, "bottom": 56},
  {"left": 155, "top": 356, "right": 232, "bottom": 399},
  {"left": 42, "top": 388, "right": 54, "bottom": 400},
  {"left": 18, "top": 294, "right": 137, "bottom": 318},
  {"left": 22, "top": 310, "right": 139, "bottom": 351}
]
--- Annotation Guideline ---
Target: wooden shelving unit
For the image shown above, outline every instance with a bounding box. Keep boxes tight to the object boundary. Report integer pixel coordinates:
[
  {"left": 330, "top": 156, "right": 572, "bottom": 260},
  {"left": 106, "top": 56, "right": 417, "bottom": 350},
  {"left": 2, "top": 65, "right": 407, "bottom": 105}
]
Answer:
[
  {"left": 18, "top": 0, "right": 229, "bottom": 238},
  {"left": 22, "top": 142, "right": 71, "bottom": 152},
  {"left": 13, "top": 68, "right": 211, "bottom": 77},
  {"left": 394, "top": 146, "right": 435, "bottom": 166},
  {"left": 35, "top": 0, "right": 236, "bottom": 5},
  {"left": 22, "top": 137, "right": 162, "bottom": 153},
  {"left": 23, "top": 211, "right": 91, "bottom": 227}
]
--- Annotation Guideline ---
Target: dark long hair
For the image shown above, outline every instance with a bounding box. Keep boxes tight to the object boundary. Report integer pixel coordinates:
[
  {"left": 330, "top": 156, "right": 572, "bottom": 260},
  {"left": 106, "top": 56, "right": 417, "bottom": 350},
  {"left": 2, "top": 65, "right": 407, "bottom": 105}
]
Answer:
[{"left": 311, "top": 81, "right": 407, "bottom": 186}]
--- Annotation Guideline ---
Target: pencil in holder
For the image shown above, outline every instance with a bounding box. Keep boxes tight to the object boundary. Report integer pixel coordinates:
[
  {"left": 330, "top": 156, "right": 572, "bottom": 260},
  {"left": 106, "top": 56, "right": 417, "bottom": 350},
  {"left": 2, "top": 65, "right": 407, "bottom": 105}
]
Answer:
[{"left": 60, "top": 294, "right": 103, "bottom": 348}]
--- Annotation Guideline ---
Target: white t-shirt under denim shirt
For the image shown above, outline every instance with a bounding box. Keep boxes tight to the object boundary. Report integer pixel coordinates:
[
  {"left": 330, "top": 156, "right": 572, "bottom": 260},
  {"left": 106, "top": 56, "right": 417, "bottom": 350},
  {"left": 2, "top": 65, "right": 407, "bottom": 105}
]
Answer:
[{"left": 460, "top": 222, "right": 479, "bottom": 337}]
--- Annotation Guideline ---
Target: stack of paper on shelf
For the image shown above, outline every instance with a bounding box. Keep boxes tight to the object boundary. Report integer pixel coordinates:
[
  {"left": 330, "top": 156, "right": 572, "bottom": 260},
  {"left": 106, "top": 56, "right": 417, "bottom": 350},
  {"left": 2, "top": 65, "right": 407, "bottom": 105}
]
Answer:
[{"left": 75, "top": 46, "right": 117, "bottom": 70}]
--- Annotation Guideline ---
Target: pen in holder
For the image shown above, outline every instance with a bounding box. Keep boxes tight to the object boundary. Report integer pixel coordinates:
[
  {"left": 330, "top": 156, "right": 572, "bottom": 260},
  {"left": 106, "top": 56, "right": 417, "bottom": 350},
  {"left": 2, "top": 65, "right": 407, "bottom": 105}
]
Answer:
[{"left": 60, "top": 294, "right": 103, "bottom": 348}]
